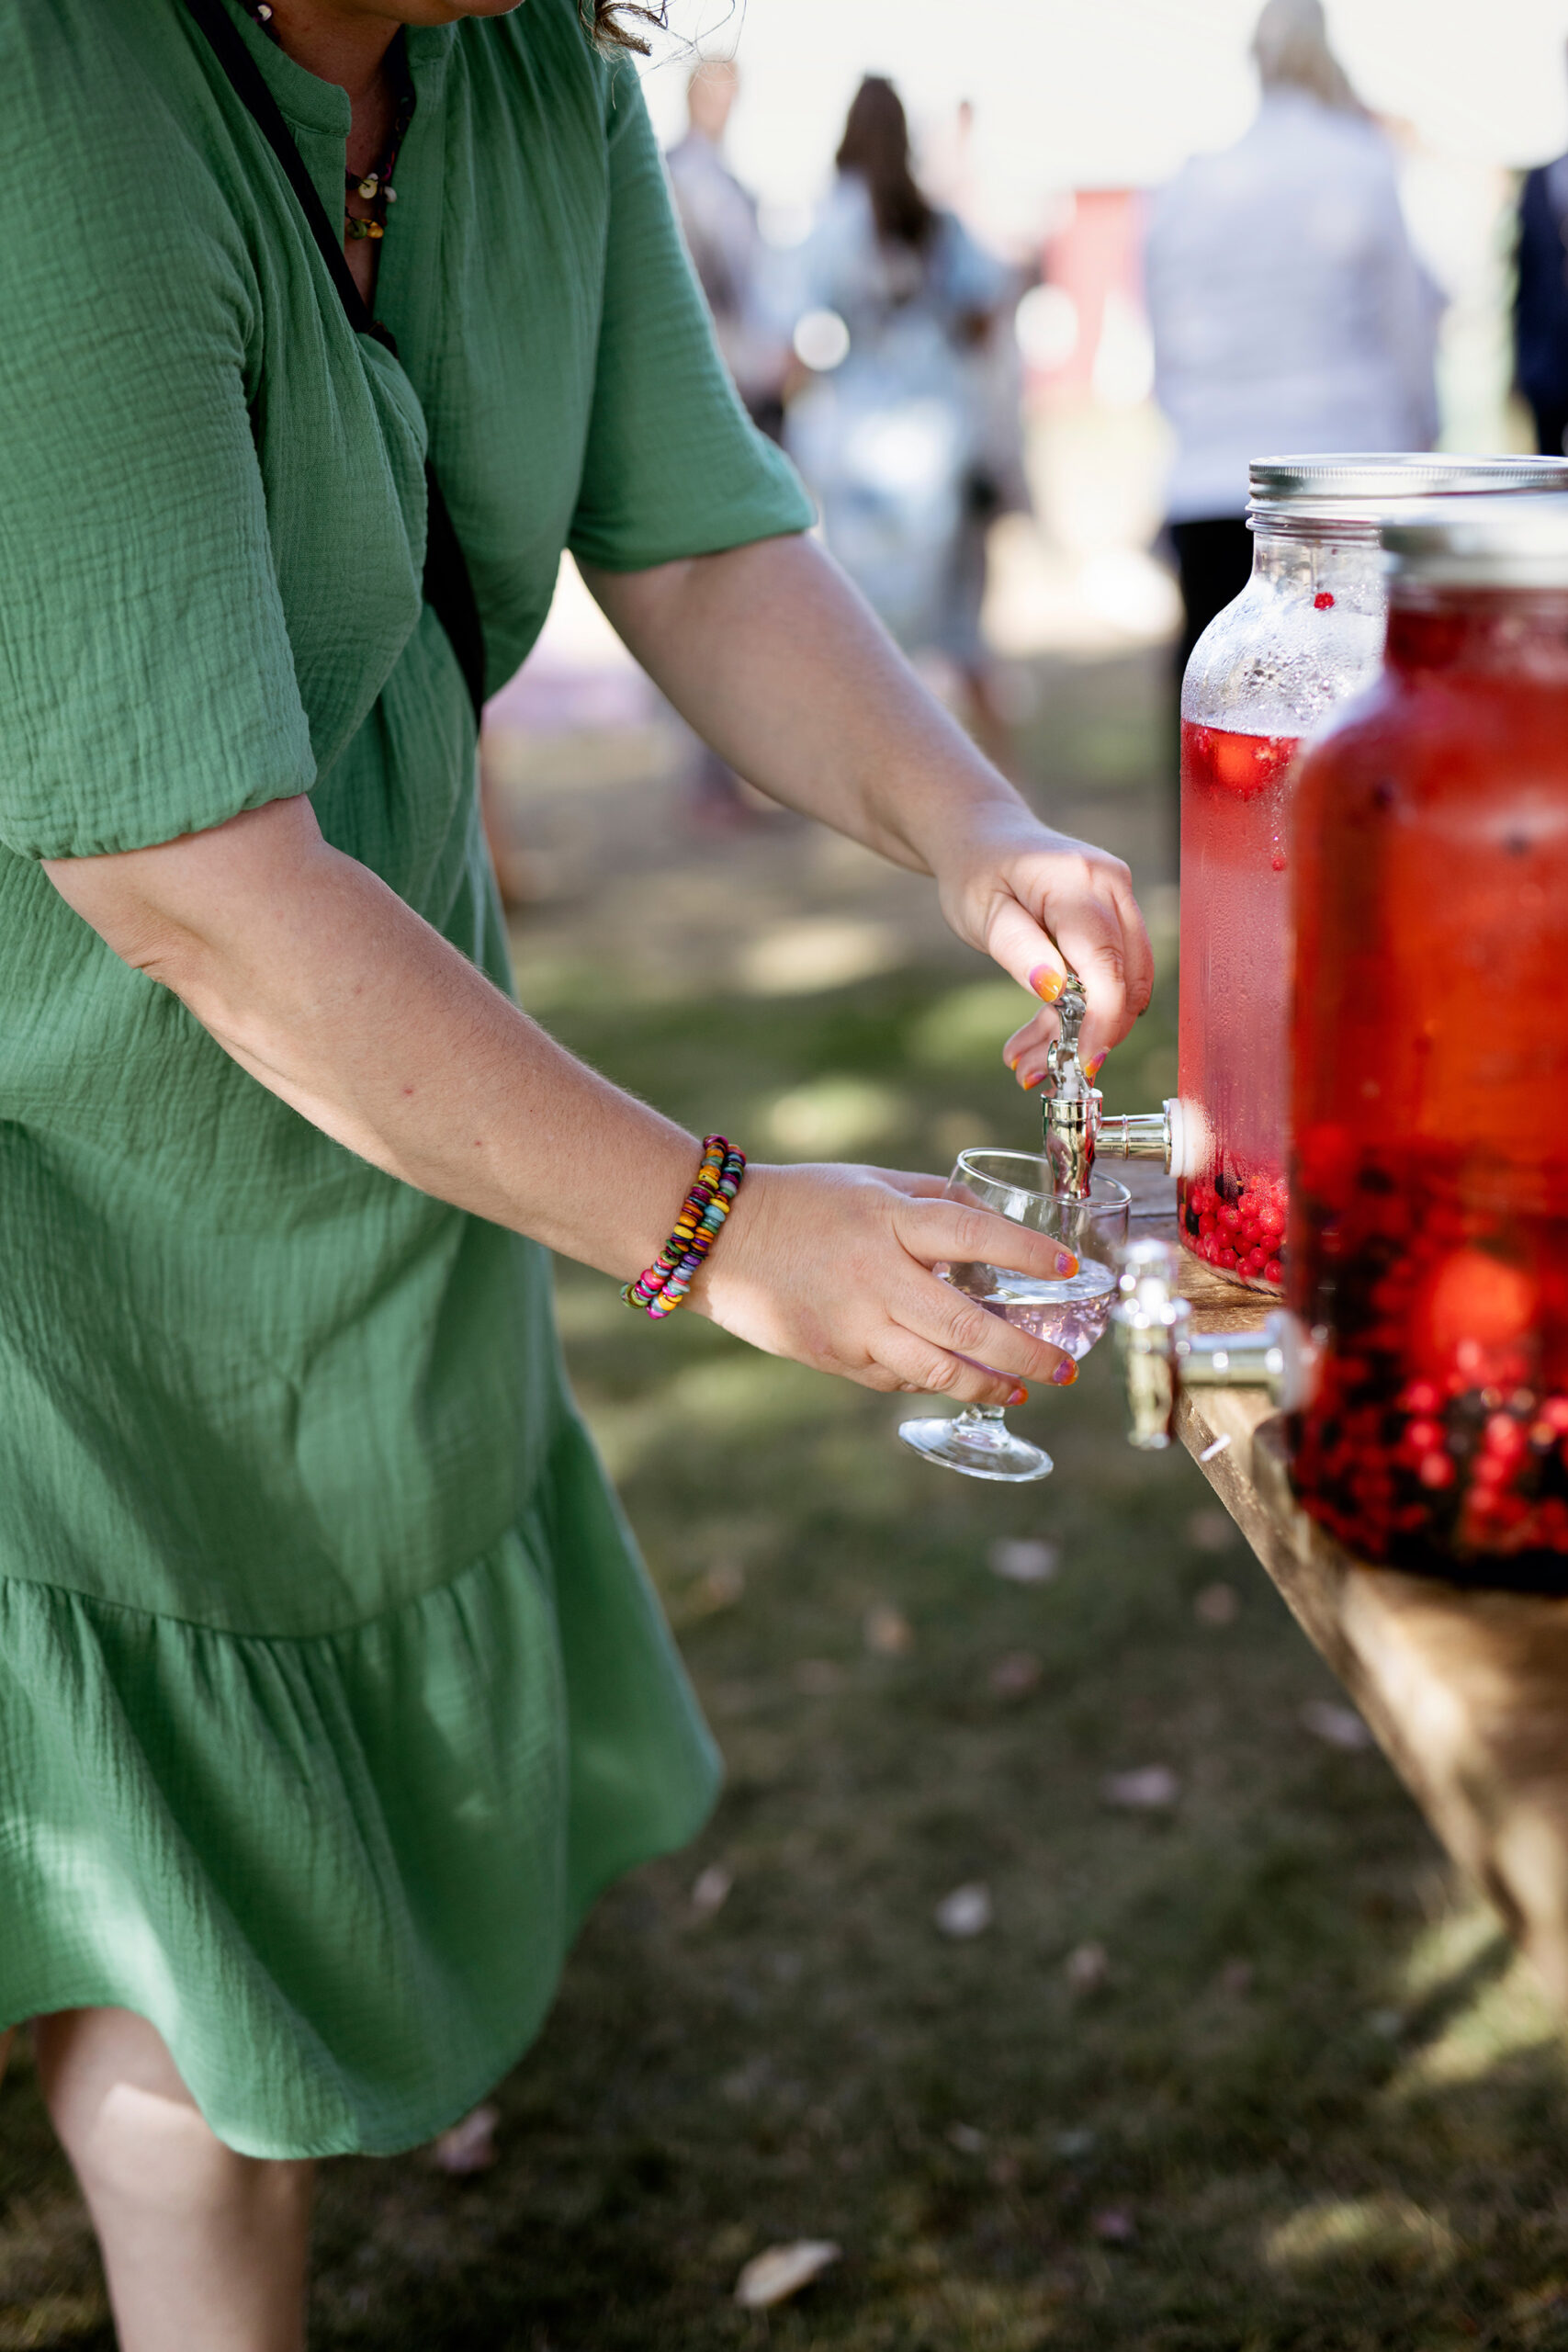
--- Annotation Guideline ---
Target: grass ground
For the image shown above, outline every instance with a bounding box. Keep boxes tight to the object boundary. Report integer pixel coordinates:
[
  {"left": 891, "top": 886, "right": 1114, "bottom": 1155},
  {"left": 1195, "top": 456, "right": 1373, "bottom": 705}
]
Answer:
[{"left": 6, "top": 650, "right": 1568, "bottom": 2349}]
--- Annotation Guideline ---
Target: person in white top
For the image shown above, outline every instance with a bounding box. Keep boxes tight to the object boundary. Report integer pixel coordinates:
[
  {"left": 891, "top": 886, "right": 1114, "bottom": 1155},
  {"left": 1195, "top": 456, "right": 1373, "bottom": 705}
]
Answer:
[
  {"left": 664, "top": 60, "right": 789, "bottom": 442},
  {"left": 778, "top": 78, "right": 1026, "bottom": 762},
  {"left": 1145, "top": 0, "right": 1440, "bottom": 679}
]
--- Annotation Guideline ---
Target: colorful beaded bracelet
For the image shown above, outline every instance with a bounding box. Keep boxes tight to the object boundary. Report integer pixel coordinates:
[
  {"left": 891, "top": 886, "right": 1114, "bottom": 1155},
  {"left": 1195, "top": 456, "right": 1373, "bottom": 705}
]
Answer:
[
  {"left": 623, "top": 1136, "right": 747, "bottom": 1317},
  {"left": 621, "top": 1142, "right": 743, "bottom": 1317},
  {"left": 624, "top": 1136, "right": 728, "bottom": 1309},
  {"left": 624, "top": 1140, "right": 747, "bottom": 1318}
]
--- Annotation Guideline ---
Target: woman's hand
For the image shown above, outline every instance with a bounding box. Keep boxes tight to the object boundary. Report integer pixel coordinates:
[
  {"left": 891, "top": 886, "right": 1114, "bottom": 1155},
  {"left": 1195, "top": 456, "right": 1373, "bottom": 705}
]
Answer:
[
  {"left": 923, "top": 804, "right": 1155, "bottom": 1080},
  {"left": 687, "top": 1161, "right": 1083, "bottom": 1403}
]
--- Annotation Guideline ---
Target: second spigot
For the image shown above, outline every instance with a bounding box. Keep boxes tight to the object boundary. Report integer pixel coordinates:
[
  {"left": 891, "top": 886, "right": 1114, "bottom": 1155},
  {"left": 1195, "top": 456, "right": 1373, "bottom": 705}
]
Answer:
[{"left": 1110, "top": 1238, "right": 1318, "bottom": 1450}]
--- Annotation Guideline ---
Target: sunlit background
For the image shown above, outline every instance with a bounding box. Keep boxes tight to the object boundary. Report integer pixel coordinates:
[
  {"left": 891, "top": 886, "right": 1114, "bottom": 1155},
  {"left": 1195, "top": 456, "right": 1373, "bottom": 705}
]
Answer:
[{"left": 489, "top": 0, "right": 1565, "bottom": 741}]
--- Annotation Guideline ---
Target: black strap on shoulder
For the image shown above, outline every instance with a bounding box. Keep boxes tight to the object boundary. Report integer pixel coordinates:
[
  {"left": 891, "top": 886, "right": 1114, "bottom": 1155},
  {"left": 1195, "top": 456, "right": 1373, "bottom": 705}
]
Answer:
[{"left": 182, "top": 0, "right": 487, "bottom": 724}]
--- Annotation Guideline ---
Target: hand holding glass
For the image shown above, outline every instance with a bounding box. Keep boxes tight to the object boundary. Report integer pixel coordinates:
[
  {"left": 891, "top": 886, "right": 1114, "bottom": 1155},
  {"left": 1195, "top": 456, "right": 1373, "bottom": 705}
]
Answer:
[{"left": 898, "top": 1151, "right": 1131, "bottom": 1482}]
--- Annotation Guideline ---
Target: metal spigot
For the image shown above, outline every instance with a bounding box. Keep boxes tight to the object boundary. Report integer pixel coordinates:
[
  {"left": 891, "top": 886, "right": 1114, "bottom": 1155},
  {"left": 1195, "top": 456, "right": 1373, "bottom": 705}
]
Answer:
[
  {"left": 1110, "top": 1238, "right": 1318, "bottom": 1451},
  {"left": 1041, "top": 976, "right": 1190, "bottom": 1200}
]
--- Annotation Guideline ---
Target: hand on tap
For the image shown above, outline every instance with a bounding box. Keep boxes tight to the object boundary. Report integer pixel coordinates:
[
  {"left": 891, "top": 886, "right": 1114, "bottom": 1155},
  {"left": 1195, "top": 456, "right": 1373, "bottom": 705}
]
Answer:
[
  {"left": 938, "top": 814, "right": 1154, "bottom": 1089},
  {"left": 921, "top": 809, "right": 1153, "bottom": 1082}
]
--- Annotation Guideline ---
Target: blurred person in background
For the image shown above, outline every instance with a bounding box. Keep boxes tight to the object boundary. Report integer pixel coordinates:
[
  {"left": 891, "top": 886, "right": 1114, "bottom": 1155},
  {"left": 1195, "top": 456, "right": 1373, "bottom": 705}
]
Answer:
[
  {"left": 0, "top": 0, "right": 1151, "bottom": 2337},
  {"left": 664, "top": 56, "right": 791, "bottom": 829},
  {"left": 780, "top": 76, "right": 1028, "bottom": 764},
  {"left": 1145, "top": 0, "right": 1440, "bottom": 684},
  {"left": 665, "top": 57, "right": 789, "bottom": 442},
  {"left": 1514, "top": 54, "right": 1568, "bottom": 459}
]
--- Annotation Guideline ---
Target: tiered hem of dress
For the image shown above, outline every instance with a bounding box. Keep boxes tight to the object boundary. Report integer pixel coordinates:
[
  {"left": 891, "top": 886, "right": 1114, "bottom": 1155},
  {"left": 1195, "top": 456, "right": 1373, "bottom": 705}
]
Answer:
[{"left": 0, "top": 1419, "right": 719, "bottom": 2159}]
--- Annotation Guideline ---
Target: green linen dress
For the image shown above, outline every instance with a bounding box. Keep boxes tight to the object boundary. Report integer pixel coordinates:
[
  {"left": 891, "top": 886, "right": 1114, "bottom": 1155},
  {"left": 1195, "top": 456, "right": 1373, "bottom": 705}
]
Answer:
[{"left": 0, "top": 0, "right": 812, "bottom": 2159}]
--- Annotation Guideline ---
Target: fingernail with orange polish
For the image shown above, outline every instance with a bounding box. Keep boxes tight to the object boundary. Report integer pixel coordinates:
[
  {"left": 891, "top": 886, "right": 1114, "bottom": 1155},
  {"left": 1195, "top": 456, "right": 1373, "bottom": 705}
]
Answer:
[
  {"left": 1051, "top": 1360, "right": 1077, "bottom": 1386},
  {"left": 1055, "top": 1249, "right": 1078, "bottom": 1277},
  {"left": 1030, "top": 965, "right": 1065, "bottom": 1003},
  {"left": 1083, "top": 1051, "right": 1107, "bottom": 1081},
  {"left": 1021, "top": 1069, "right": 1045, "bottom": 1091},
  {"left": 1008, "top": 1385, "right": 1030, "bottom": 1407}
]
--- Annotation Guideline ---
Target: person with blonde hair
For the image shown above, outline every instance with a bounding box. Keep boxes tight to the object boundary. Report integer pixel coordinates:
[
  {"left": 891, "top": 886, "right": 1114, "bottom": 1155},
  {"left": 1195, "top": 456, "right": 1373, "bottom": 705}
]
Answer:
[{"left": 1146, "top": 0, "right": 1440, "bottom": 681}]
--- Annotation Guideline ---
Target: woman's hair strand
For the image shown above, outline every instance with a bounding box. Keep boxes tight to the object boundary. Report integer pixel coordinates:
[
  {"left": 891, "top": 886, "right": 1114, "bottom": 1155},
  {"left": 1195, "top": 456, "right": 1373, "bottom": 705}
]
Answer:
[{"left": 583, "top": 0, "right": 668, "bottom": 54}]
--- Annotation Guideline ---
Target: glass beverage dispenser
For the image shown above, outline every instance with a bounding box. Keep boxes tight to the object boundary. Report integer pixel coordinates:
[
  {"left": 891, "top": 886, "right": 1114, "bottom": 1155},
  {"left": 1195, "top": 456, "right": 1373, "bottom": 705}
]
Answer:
[
  {"left": 1286, "top": 495, "right": 1568, "bottom": 1589},
  {"left": 1177, "top": 455, "right": 1568, "bottom": 1296}
]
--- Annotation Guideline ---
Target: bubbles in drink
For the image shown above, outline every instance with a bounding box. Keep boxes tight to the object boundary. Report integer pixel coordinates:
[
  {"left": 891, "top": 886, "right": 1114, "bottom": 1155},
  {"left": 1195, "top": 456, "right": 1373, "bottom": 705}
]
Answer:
[{"left": 943, "top": 1258, "right": 1118, "bottom": 1362}]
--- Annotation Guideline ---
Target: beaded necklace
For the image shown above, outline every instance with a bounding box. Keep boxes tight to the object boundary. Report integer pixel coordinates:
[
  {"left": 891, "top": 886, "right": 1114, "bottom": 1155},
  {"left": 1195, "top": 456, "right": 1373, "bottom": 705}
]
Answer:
[{"left": 243, "top": 2, "right": 413, "bottom": 245}]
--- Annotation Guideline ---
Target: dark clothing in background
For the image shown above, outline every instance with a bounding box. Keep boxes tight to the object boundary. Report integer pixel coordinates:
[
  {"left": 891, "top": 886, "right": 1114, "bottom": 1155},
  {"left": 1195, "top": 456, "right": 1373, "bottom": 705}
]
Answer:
[
  {"left": 1170, "top": 516, "right": 1255, "bottom": 695},
  {"left": 1515, "top": 159, "right": 1568, "bottom": 456}
]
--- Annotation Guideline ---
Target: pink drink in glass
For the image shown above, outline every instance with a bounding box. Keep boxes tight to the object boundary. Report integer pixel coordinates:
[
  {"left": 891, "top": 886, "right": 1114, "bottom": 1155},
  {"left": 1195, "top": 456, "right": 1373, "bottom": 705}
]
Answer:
[{"left": 943, "top": 1259, "right": 1118, "bottom": 1362}]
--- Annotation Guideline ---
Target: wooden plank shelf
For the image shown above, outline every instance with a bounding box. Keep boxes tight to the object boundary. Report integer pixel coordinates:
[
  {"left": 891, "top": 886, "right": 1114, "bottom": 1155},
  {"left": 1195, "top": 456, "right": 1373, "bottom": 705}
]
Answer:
[{"left": 1162, "top": 1224, "right": 1568, "bottom": 2007}]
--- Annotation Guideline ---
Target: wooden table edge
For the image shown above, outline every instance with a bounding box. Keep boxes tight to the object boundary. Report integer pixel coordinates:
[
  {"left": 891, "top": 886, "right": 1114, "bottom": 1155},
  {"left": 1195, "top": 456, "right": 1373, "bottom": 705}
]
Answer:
[{"left": 1157, "top": 1219, "right": 1568, "bottom": 2008}]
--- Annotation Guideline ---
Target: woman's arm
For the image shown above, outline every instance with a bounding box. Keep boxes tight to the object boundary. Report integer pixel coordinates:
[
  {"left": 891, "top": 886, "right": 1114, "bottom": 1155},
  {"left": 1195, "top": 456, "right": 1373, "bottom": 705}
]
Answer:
[
  {"left": 581, "top": 531, "right": 1155, "bottom": 1073},
  {"left": 44, "top": 797, "right": 1085, "bottom": 1404}
]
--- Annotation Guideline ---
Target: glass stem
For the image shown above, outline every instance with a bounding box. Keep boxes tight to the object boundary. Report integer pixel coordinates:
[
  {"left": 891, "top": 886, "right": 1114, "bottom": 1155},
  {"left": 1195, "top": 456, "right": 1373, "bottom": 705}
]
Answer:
[{"left": 956, "top": 1406, "right": 1006, "bottom": 1427}]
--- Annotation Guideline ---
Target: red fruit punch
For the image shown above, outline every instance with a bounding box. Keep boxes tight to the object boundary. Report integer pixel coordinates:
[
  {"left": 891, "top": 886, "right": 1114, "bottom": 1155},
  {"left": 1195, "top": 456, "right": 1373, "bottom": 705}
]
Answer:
[
  {"left": 1288, "top": 584, "right": 1568, "bottom": 1590},
  {"left": 1177, "top": 723, "right": 1297, "bottom": 1295}
]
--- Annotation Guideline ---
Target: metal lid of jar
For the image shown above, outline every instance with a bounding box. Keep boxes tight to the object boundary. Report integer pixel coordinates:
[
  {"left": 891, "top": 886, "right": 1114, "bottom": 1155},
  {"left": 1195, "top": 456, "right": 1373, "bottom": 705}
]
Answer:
[
  {"left": 1248, "top": 453, "right": 1568, "bottom": 520},
  {"left": 1382, "top": 492, "right": 1568, "bottom": 585}
]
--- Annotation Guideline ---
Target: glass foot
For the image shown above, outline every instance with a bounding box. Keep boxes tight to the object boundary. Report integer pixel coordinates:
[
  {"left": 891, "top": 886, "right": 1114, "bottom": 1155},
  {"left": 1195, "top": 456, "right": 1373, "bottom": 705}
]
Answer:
[{"left": 897, "top": 1414, "right": 1054, "bottom": 1483}]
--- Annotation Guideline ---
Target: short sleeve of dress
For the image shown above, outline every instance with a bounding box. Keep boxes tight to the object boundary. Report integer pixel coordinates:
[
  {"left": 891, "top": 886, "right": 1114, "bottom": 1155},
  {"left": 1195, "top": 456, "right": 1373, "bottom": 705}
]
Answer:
[
  {"left": 568, "top": 70, "right": 815, "bottom": 572},
  {"left": 0, "top": 79, "right": 315, "bottom": 862}
]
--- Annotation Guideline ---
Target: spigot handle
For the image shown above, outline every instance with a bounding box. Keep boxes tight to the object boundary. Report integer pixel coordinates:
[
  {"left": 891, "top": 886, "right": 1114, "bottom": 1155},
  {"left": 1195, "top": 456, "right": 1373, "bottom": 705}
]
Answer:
[
  {"left": 1053, "top": 975, "right": 1089, "bottom": 1065},
  {"left": 1041, "top": 972, "right": 1100, "bottom": 1199}
]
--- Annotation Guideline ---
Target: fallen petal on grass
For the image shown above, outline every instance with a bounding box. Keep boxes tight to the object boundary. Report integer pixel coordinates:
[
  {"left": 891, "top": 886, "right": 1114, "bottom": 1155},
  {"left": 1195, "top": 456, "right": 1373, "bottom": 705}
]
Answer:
[
  {"left": 1300, "top": 1698, "right": 1373, "bottom": 1751},
  {"left": 1187, "top": 1507, "right": 1237, "bottom": 1553},
  {"left": 734, "top": 2239, "right": 841, "bottom": 2309},
  {"left": 1194, "top": 1579, "right": 1240, "bottom": 1626},
  {"left": 947, "top": 2121, "right": 987, "bottom": 2154},
  {"left": 679, "top": 1562, "right": 746, "bottom": 1621},
  {"left": 691, "top": 1863, "right": 733, "bottom": 1917},
  {"left": 431, "top": 2103, "right": 500, "bottom": 2176},
  {"left": 863, "top": 1601, "right": 914, "bottom": 1657},
  {"left": 934, "top": 1882, "right": 993, "bottom": 1939},
  {"left": 1065, "top": 1939, "right": 1109, "bottom": 1992},
  {"left": 987, "top": 1537, "right": 1059, "bottom": 1584},
  {"left": 988, "top": 1649, "right": 1043, "bottom": 1698},
  {"left": 1092, "top": 2207, "right": 1136, "bottom": 2243},
  {"left": 1102, "top": 1765, "right": 1180, "bottom": 1810}
]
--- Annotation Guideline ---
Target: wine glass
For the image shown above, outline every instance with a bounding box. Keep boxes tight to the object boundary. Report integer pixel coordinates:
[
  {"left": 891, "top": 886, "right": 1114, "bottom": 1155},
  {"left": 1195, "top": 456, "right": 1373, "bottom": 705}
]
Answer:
[{"left": 898, "top": 1151, "right": 1132, "bottom": 1482}]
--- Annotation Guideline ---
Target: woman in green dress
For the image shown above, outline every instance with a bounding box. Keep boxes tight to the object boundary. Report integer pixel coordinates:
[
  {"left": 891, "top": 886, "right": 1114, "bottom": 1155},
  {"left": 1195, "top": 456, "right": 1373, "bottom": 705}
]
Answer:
[{"left": 0, "top": 0, "right": 1151, "bottom": 2339}]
